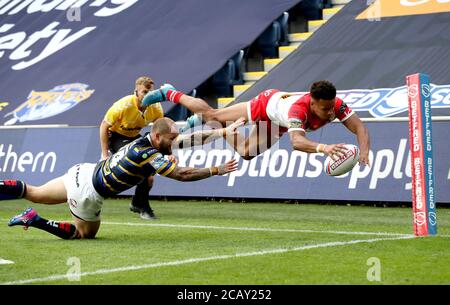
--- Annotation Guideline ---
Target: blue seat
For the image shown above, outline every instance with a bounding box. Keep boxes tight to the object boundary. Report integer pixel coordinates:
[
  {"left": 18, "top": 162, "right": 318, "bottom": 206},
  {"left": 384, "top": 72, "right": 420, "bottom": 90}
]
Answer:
[
  {"left": 257, "top": 21, "right": 281, "bottom": 58},
  {"left": 277, "top": 12, "right": 289, "bottom": 46},
  {"left": 231, "top": 50, "right": 244, "bottom": 85},
  {"left": 211, "top": 58, "right": 236, "bottom": 97},
  {"left": 300, "top": 0, "right": 324, "bottom": 20},
  {"left": 322, "top": 0, "right": 333, "bottom": 9},
  {"left": 211, "top": 49, "right": 245, "bottom": 97}
]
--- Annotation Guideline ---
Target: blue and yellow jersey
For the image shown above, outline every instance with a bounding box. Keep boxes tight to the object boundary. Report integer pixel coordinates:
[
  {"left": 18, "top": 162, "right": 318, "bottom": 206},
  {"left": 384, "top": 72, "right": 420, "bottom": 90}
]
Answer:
[
  {"left": 104, "top": 95, "right": 164, "bottom": 138},
  {"left": 92, "top": 135, "right": 175, "bottom": 198}
]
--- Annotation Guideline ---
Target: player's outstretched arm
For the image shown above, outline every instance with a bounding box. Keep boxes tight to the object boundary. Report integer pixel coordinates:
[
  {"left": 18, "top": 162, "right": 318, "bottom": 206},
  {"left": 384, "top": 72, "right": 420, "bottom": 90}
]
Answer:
[
  {"left": 289, "top": 130, "right": 347, "bottom": 160},
  {"left": 342, "top": 113, "right": 370, "bottom": 166},
  {"left": 175, "top": 118, "right": 245, "bottom": 149},
  {"left": 166, "top": 159, "right": 238, "bottom": 182}
]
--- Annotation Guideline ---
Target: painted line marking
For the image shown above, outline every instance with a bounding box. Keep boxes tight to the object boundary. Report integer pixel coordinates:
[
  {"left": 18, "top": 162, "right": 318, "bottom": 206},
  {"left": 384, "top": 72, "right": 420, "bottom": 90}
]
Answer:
[
  {"left": 1, "top": 235, "right": 413, "bottom": 285},
  {"left": 0, "top": 258, "right": 14, "bottom": 265},
  {"left": 102, "top": 221, "right": 413, "bottom": 237},
  {"left": 2, "top": 218, "right": 446, "bottom": 237}
]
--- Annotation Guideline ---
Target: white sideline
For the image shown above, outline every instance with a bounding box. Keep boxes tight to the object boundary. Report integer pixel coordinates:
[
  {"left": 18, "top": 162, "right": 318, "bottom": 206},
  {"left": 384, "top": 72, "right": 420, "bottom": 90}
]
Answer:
[
  {"left": 1, "top": 235, "right": 413, "bottom": 285},
  {"left": 0, "top": 258, "right": 14, "bottom": 265},
  {"left": 102, "top": 221, "right": 413, "bottom": 237}
]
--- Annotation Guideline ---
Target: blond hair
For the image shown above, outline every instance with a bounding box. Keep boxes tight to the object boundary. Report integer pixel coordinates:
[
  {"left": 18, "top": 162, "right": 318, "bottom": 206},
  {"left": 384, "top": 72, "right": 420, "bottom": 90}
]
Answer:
[{"left": 135, "top": 76, "right": 154, "bottom": 90}]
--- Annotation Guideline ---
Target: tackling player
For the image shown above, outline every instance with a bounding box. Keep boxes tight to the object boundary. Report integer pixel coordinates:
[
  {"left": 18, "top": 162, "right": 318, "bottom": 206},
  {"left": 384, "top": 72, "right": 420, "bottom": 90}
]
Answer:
[
  {"left": 142, "top": 81, "right": 370, "bottom": 165},
  {"left": 1, "top": 118, "right": 241, "bottom": 240}
]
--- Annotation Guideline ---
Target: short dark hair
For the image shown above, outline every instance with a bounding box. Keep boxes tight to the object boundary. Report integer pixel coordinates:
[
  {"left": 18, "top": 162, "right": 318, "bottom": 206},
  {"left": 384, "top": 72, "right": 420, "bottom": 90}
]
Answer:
[
  {"left": 310, "top": 80, "right": 336, "bottom": 100},
  {"left": 152, "top": 117, "right": 177, "bottom": 135}
]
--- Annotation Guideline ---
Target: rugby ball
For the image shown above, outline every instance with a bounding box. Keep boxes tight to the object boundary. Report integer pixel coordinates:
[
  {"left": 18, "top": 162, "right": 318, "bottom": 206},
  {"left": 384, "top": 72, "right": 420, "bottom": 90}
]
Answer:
[{"left": 324, "top": 144, "right": 360, "bottom": 176}]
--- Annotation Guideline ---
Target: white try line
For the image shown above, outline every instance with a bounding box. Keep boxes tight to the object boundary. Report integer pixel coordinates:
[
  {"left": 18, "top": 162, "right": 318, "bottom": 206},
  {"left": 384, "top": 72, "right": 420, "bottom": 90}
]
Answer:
[
  {"left": 1, "top": 235, "right": 413, "bottom": 285},
  {"left": 0, "top": 258, "right": 14, "bottom": 265},
  {"left": 2, "top": 218, "right": 447, "bottom": 237},
  {"left": 102, "top": 221, "right": 413, "bottom": 237}
]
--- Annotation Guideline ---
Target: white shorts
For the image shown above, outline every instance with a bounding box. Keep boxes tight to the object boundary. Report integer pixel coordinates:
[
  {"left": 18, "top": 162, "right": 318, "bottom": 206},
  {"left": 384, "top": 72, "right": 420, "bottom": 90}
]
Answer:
[{"left": 63, "top": 163, "right": 104, "bottom": 222}]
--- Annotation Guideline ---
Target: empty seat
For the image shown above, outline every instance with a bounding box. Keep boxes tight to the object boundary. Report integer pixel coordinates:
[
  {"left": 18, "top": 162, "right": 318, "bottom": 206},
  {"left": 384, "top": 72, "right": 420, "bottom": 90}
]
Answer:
[
  {"left": 212, "top": 59, "right": 236, "bottom": 97},
  {"left": 300, "top": 0, "right": 324, "bottom": 20},
  {"left": 257, "top": 21, "right": 281, "bottom": 58},
  {"left": 231, "top": 50, "right": 245, "bottom": 85},
  {"left": 211, "top": 49, "right": 245, "bottom": 97},
  {"left": 277, "top": 12, "right": 290, "bottom": 46}
]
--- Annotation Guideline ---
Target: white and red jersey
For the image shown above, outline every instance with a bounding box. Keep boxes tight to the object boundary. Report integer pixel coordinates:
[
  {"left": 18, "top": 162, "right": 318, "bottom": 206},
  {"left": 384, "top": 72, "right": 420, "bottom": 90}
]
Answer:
[{"left": 247, "top": 89, "right": 354, "bottom": 134}]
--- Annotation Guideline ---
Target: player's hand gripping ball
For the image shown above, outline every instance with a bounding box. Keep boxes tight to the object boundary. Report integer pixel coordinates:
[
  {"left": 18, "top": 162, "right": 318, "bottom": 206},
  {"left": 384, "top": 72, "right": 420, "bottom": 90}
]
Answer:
[{"left": 324, "top": 144, "right": 360, "bottom": 176}]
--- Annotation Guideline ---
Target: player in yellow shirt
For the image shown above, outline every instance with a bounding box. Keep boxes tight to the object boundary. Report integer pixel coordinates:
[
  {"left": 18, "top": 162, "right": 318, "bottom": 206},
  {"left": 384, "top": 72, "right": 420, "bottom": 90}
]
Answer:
[{"left": 99, "top": 76, "right": 164, "bottom": 220}]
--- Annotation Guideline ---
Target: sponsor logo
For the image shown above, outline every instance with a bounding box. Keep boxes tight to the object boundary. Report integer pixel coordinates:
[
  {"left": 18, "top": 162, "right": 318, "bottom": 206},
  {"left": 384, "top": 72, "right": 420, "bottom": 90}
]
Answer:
[
  {"left": 173, "top": 137, "right": 449, "bottom": 196},
  {"left": 407, "top": 84, "right": 419, "bottom": 98},
  {"left": 0, "top": 102, "right": 8, "bottom": 111},
  {"left": 120, "top": 125, "right": 142, "bottom": 131},
  {"left": 0, "top": 144, "right": 56, "bottom": 173},
  {"left": 3, "top": 83, "right": 94, "bottom": 125},
  {"left": 339, "top": 102, "right": 348, "bottom": 114},
  {"left": 357, "top": 0, "right": 450, "bottom": 19},
  {"left": 0, "top": 1, "right": 140, "bottom": 70},
  {"left": 330, "top": 149, "right": 355, "bottom": 171},
  {"left": 414, "top": 212, "right": 426, "bottom": 226},
  {"left": 282, "top": 84, "right": 450, "bottom": 118},
  {"left": 69, "top": 199, "right": 77, "bottom": 209},
  {"left": 150, "top": 155, "right": 166, "bottom": 169},
  {"left": 422, "top": 84, "right": 431, "bottom": 98},
  {"left": 75, "top": 165, "right": 80, "bottom": 188},
  {"left": 263, "top": 89, "right": 275, "bottom": 97},
  {"left": 336, "top": 84, "right": 450, "bottom": 118},
  {"left": 428, "top": 211, "right": 437, "bottom": 226}
]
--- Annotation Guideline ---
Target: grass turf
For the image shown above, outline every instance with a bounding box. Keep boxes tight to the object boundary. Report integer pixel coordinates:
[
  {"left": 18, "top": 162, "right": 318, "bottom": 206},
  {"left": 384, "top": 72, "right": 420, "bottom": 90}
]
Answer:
[{"left": 0, "top": 199, "right": 449, "bottom": 285}]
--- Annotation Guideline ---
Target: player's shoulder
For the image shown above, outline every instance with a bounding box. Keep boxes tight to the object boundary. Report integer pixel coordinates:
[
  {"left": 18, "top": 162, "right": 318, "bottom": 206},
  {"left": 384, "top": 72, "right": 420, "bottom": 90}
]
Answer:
[
  {"left": 334, "top": 96, "right": 351, "bottom": 111},
  {"left": 334, "top": 96, "right": 345, "bottom": 105},
  {"left": 290, "top": 93, "right": 310, "bottom": 109},
  {"left": 147, "top": 101, "right": 163, "bottom": 109},
  {"left": 111, "top": 95, "right": 136, "bottom": 109},
  {"left": 144, "top": 102, "right": 164, "bottom": 118},
  {"left": 132, "top": 136, "right": 159, "bottom": 154}
]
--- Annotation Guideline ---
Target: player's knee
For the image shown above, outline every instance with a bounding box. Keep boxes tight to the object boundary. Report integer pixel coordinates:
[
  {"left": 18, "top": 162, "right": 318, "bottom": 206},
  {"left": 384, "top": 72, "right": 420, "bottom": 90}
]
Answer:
[
  {"left": 76, "top": 226, "right": 98, "bottom": 239},
  {"left": 79, "top": 231, "right": 97, "bottom": 239},
  {"left": 147, "top": 176, "right": 154, "bottom": 186},
  {"left": 25, "top": 187, "right": 44, "bottom": 203},
  {"left": 241, "top": 154, "right": 256, "bottom": 161}
]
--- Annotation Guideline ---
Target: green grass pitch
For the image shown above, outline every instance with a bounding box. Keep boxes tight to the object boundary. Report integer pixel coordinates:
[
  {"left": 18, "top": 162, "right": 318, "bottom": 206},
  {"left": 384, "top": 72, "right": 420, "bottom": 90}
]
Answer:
[{"left": 0, "top": 199, "right": 449, "bottom": 285}]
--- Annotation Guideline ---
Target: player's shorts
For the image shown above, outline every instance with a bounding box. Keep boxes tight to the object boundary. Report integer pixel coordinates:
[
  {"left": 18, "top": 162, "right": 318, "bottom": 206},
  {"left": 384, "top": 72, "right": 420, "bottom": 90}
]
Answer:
[
  {"left": 247, "top": 89, "right": 288, "bottom": 136},
  {"left": 247, "top": 89, "right": 280, "bottom": 122},
  {"left": 108, "top": 132, "right": 140, "bottom": 154},
  {"left": 63, "top": 163, "right": 104, "bottom": 222}
]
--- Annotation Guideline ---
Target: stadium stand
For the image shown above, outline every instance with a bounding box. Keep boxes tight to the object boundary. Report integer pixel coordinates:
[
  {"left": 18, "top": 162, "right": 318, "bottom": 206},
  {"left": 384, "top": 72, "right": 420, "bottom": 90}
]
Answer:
[
  {"left": 278, "top": 12, "right": 290, "bottom": 47},
  {"left": 0, "top": 0, "right": 302, "bottom": 126},
  {"left": 210, "top": 50, "right": 245, "bottom": 97},
  {"left": 216, "top": 0, "right": 347, "bottom": 108},
  {"left": 256, "top": 21, "right": 282, "bottom": 58},
  {"left": 234, "top": 0, "right": 450, "bottom": 108}
]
